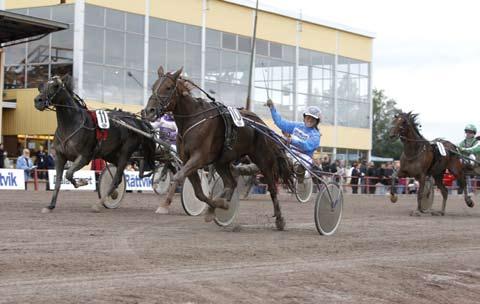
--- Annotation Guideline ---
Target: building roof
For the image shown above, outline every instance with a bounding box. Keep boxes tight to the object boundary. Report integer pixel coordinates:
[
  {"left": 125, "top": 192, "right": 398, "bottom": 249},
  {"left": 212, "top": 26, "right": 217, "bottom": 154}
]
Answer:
[
  {"left": 0, "top": 10, "right": 69, "bottom": 46},
  {"left": 224, "top": 0, "right": 375, "bottom": 38}
]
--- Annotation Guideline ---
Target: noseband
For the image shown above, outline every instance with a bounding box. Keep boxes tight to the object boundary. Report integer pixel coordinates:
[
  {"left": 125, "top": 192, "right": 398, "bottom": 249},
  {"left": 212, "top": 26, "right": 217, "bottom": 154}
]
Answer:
[{"left": 151, "top": 74, "right": 178, "bottom": 119}]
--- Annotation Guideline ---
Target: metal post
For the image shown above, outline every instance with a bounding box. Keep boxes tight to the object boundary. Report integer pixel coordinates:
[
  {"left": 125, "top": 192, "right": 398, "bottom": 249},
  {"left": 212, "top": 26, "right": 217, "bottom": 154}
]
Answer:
[
  {"left": 333, "top": 31, "right": 339, "bottom": 160},
  {"left": 143, "top": 0, "right": 150, "bottom": 105},
  {"left": 294, "top": 14, "right": 301, "bottom": 121},
  {"left": 201, "top": 0, "right": 207, "bottom": 95},
  {"left": 245, "top": 0, "right": 259, "bottom": 111},
  {"left": 73, "top": 0, "right": 85, "bottom": 97}
]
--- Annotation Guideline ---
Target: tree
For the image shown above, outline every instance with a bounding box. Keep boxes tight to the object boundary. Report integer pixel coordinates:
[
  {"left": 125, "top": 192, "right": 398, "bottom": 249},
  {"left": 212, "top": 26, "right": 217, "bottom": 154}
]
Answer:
[{"left": 372, "top": 88, "right": 403, "bottom": 159}]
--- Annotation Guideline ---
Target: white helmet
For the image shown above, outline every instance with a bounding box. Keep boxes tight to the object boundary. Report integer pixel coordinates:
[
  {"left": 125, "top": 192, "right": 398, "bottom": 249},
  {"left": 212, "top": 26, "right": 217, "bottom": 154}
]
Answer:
[{"left": 303, "top": 106, "right": 322, "bottom": 121}]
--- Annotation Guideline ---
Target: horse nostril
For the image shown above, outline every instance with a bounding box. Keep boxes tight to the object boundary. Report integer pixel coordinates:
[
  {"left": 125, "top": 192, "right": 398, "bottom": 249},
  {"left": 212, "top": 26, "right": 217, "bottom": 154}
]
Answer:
[{"left": 149, "top": 108, "right": 155, "bottom": 114}]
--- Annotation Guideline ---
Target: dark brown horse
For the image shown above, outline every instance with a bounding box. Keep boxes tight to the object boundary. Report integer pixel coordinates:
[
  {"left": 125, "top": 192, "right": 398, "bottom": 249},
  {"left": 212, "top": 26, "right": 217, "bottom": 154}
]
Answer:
[
  {"left": 389, "top": 112, "right": 474, "bottom": 215},
  {"left": 143, "top": 67, "right": 293, "bottom": 230}
]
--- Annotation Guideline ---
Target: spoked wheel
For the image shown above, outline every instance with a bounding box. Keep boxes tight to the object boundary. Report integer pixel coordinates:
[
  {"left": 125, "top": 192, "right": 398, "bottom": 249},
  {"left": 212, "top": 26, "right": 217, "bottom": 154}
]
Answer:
[
  {"left": 236, "top": 175, "right": 255, "bottom": 199},
  {"left": 98, "top": 164, "right": 126, "bottom": 209},
  {"left": 210, "top": 177, "right": 240, "bottom": 227},
  {"left": 314, "top": 181, "right": 343, "bottom": 236},
  {"left": 420, "top": 176, "right": 435, "bottom": 212},
  {"left": 152, "top": 164, "right": 171, "bottom": 195},
  {"left": 294, "top": 176, "right": 314, "bottom": 203},
  {"left": 181, "top": 170, "right": 209, "bottom": 216}
]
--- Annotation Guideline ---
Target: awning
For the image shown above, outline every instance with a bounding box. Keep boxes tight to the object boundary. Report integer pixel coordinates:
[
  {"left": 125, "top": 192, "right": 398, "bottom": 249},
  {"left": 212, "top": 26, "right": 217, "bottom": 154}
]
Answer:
[
  {"left": 0, "top": 10, "right": 69, "bottom": 46},
  {"left": 371, "top": 155, "right": 394, "bottom": 162}
]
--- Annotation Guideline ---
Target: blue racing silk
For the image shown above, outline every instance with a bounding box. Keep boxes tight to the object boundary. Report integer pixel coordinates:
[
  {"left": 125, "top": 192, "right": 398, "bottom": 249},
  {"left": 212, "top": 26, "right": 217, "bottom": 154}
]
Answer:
[{"left": 270, "top": 107, "right": 320, "bottom": 157}]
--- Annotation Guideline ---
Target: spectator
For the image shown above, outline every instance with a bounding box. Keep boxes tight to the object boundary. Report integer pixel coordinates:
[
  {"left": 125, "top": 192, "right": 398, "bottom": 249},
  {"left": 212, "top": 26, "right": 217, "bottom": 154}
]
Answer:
[
  {"left": 366, "top": 162, "right": 377, "bottom": 194},
  {"left": 35, "top": 145, "right": 48, "bottom": 180},
  {"left": 359, "top": 160, "right": 368, "bottom": 194},
  {"left": 384, "top": 162, "right": 394, "bottom": 191},
  {"left": 16, "top": 149, "right": 36, "bottom": 190},
  {"left": 407, "top": 178, "right": 419, "bottom": 194},
  {"left": 0, "top": 143, "right": 4, "bottom": 168},
  {"left": 350, "top": 162, "right": 360, "bottom": 194},
  {"left": 321, "top": 155, "right": 331, "bottom": 173},
  {"left": 45, "top": 149, "right": 56, "bottom": 191},
  {"left": 3, "top": 151, "right": 13, "bottom": 169},
  {"left": 443, "top": 169, "right": 455, "bottom": 194}
]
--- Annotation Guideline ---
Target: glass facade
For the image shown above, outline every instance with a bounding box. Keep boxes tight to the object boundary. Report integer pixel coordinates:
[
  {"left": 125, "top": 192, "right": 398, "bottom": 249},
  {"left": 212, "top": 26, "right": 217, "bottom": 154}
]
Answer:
[
  {"left": 4, "top": 3, "right": 371, "bottom": 130},
  {"left": 4, "top": 5, "right": 74, "bottom": 89}
]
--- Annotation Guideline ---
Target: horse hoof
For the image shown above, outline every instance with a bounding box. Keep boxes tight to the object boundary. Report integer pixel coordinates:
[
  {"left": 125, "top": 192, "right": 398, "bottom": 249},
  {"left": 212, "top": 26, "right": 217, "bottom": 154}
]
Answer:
[
  {"left": 155, "top": 206, "right": 169, "bottom": 214},
  {"left": 111, "top": 190, "right": 118, "bottom": 200},
  {"left": 410, "top": 210, "right": 422, "bottom": 217},
  {"left": 204, "top": 208, "right": 215, "bottom": 222},
  {"left": 91, "top": 204, "right": 102, "bottom": 213},
  {"left": 466, "top": 200, "right": 475, "bottom": 208},
  {"left": 390, "top": 195, "right": 398, "bottom": 203},
  {"left": 41, "top": 207, "right": 52, "bottom": 214},
  {"left": 276, "top": 217, "right": 286, "bottom": 231}
]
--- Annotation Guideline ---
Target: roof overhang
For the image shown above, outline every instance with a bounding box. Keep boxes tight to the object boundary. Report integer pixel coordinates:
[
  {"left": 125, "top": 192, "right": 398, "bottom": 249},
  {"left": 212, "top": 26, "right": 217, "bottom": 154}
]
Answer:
[{"left": 0, "top": 10, "right": 69, "bottom": 47}]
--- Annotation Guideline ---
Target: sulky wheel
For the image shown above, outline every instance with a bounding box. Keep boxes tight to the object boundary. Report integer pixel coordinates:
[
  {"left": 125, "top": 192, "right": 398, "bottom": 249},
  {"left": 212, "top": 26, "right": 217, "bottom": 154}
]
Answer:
[
  {"left": 314, "top": 181, "right": 343, "bottom": 236},
  {"left": 210, "top": 177, "right": 240, "bottom": 227},
  {"left": 294, "top": 176, "right": 314, "bottom": 203},
  {"left": 98, "top": 164, "right": 126, "bottom": 209},
  {"left": 181, "top": 170, "right": 209, "bottom": 216},
  {"left": 152, "top": 164, "right": 172, "bottom": 195}
]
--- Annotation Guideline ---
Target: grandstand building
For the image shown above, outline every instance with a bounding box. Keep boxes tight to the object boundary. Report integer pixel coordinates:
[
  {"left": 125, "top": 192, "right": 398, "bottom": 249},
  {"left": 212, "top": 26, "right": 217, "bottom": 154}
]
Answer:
[{"left": 1, "top": 0, "right": 374, "bottom": 162}]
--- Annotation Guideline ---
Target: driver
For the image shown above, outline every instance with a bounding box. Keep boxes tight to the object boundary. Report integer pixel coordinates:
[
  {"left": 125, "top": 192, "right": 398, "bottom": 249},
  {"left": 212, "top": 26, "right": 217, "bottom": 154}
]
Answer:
[
  {"left": 266, "top": 99, "right": 321, "bottom": 165},
  {"left": 151, "top": 113, "right": 177, "bottom": 151},
  {"left": 458, "top": 124, "right": 480, "bottom": 158}
]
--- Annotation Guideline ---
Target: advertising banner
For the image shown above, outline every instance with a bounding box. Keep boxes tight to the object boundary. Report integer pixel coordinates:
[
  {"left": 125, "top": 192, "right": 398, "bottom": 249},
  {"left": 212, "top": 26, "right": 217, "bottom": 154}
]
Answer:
[
  {"left": 48, "top": 170, "right": 96, "bottom": 191},
  {"left": 0, "top": 169, "right": 26, "bottom": 190},
  {"left": 124, "top": 171, "right": 154, "bottom": 191}
]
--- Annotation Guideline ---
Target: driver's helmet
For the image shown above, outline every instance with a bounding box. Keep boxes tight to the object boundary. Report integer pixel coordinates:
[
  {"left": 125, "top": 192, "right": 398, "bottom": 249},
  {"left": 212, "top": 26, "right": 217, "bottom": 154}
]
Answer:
[
  {"left": 303, "top": 106, "right": 322, "bottom": 121},
  {"left": 464, "top": 124, "right": 477, "bottom": 134}
]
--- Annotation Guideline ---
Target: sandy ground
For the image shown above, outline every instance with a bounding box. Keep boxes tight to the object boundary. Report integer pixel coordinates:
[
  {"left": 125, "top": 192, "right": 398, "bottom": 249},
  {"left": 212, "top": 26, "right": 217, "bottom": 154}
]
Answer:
[{"left": 0, "top": 189, "right": 479, "bottom": 304}]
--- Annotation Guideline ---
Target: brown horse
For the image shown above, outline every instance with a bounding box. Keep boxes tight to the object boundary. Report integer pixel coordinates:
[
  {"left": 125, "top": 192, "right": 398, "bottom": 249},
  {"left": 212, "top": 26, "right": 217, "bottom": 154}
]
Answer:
[
  {"left": 389, "top": 112, "right": 474, "bottom": 215},
  {"left": 143, "top": 67, "right": 293, "bottom": 230}
]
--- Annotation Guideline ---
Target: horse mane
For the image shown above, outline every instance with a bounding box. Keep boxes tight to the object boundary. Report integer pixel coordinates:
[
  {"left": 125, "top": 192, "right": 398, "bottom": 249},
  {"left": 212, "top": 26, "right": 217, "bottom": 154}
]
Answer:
[{"left": 403, "top": 111, "right": 427, "bottom": 141}]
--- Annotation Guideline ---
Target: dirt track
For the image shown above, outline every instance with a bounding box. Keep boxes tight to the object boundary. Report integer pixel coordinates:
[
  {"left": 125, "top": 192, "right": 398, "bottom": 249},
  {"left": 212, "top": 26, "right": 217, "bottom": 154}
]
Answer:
[{"left": 1, "top": 190, "right": 479, "bottom": 303}]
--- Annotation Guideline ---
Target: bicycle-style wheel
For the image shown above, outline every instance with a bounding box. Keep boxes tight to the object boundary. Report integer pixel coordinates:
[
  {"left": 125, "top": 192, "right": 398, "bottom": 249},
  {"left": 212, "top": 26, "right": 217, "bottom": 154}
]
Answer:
[
  {"left": 314, "top": 181, "right": 343, "bottom": 236},
  {"left": 210, "top": 177, "right": 240, "bottom": 227},
  {"left": 98, "top": 164, "right": 126, "bottom": 209},
  {"left": 294, "top": 176, "right": 313, "bottom": 203},
  {"left": 152, "top": 164, "right": 171, "bottom": 195},
  {"left": 181, "top": 170, "right": 209, "bottom": 216}
]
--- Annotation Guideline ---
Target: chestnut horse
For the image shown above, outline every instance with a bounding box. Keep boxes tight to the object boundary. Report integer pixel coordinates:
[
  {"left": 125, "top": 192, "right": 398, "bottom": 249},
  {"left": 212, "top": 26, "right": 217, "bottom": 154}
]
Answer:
[
  {"left": 389, "top": 112, "right": 474, "bottom": 215},
  {"left": 143, "top": 67, "right": 293, "bottom": 230}
]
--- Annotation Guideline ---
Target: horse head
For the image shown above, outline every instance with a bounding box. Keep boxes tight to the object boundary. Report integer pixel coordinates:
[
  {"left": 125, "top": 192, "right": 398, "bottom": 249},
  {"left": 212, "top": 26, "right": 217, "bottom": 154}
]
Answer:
[
  {"left": 34, "top": 74, "right": 74, "bottom": 111},
  {"left": 143, "top": 66, "right": 183, "bottom": 122}
]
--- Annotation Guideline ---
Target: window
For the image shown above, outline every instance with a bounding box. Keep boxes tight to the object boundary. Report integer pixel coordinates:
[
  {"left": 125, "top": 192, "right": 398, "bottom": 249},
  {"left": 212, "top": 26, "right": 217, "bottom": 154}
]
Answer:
[
  {"left": 167, "top": 21, "right": 184, "bottom": 41},
  {"left": 84, "top": 26, "right": 104, "bottom": 64},
  {"left": 126, "top": 13, "right": 144, "bottom": 34},
  {"left": 270, "top": 42, "right": 282, "bottom": 58},
  {"left": 238, "top": 36, "right": 251, "bottom": 53},
  {"left": 222, "top": 33, "right": 236, "bottom": 50},
  {"left": 186, "top": 25, "right": 201, "bottom": 44},
  {"left": 206, "top": 29, "right": 221, "bottom": 48},
  {"left": 106, "top": 9, "right": 124, "bottom": 30},
  {"left": 85, "top": 5, "right": 104, "bottom": 26},
  {"left": 105, "top": 30, "right": 125, "bottom": 66},
  {"left": 255, "top": 39, "right": 268, "bottom": 56},
  {"left": 125, "top": 33, "right": 144, "bottom": 69},
  {"left": 150, "top": 18, "right": 166, "bottom": 38}
]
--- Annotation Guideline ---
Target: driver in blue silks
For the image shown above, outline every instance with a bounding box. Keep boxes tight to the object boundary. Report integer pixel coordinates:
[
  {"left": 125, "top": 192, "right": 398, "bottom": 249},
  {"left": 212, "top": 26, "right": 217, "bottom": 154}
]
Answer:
[{"left": 266, "top": 99, "right": 321, "bottom": 161}]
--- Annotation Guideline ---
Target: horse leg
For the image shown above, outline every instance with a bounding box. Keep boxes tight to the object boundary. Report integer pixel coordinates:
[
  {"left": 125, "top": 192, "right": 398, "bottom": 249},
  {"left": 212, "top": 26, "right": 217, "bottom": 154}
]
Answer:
[
  {"left": 156, "top": 153, "right": 216, "bottom": 214},
  {"left": 411, "top": 175, "right": 426, "bottom": 216},
  {"left": 431, "top": 175, "right": 448, "bottom": 216},
  {"left": 65, "top": 154, "right": 92, "bottom": 188},
  {"left": 456, "top": 172, "right": 474, "bottom": 208},
  {"left": 250, "top": 156, "right": 285, "bottom": 231},
  {"left": 41, "top": 153, "right": 67, "bottom": 213},
  {"left": 214, "top": 162, "right": 237, "bottom": 200},
  {"left": 92, "top": 156, "right": 129, "bottom": 212},
  {"left": 185, "top": 170, "right": 219, "bottom": 222},
  {"left": 390, "top": 170, "right": 399, "bottom": 203}
]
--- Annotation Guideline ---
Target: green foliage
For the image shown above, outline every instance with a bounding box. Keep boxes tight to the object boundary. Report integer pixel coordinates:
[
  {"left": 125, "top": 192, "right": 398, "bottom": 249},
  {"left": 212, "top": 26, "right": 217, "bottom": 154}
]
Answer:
[{"left": 372, "top": 89, "right": 403, "bottom": 159}]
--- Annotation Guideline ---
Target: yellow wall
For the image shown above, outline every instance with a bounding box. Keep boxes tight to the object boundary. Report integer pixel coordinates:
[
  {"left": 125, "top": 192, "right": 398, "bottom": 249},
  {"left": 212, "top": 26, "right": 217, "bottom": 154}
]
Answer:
[
  {"left": 299, "top": 21, "right": 337, "bottom": 55},
  {"left": 86, "top": 0, "right": 145, "bottom": 15},
  {"left": 2, "top": 89, "right": 56, "bottom": 135},
  {"left": 5, "top": 0, "right": 75, "bottom": 9},
  {"left": 206, "top": 0, "right": 253, "bottom": 36},
  {"left": 337, "top": 31, "right": 372, "bottom": 62},
  {"left": 256, "top": 11, "right": 296, "bottom": 46}
]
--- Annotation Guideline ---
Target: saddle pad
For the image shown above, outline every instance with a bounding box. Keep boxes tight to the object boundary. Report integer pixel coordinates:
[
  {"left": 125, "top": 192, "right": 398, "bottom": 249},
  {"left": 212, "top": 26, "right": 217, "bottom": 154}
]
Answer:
[
  {"left": 95, "top": 110, "right": 110, "bottom": 129},
  {"left": 227, "top": 106, "right": 245, "bottom": 127},
  {"left": 436, "top": 141, "right": 446, "bottom": 156}
]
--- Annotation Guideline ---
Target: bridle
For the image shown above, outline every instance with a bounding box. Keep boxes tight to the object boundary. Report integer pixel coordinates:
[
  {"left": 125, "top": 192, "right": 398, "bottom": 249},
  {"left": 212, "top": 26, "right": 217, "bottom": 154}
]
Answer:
[
  {"left": 150, "top": 74, "right": 178, "bottom": 120},
  {"left": 38, "top": 78, "right": 87, "bottom": 111}
]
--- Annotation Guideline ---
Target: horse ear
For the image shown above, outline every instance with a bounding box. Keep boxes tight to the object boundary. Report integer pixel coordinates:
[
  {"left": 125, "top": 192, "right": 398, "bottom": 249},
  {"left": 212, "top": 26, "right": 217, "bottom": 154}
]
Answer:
[
  {"left": 61, "top": 74, "right": 74, "bottom": 91},
  {"left": 172, "top": 67, "right": 183, "bottom": 79},
  {"left": 157, "top": 66, "right": 165, "bottom": 77}
]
